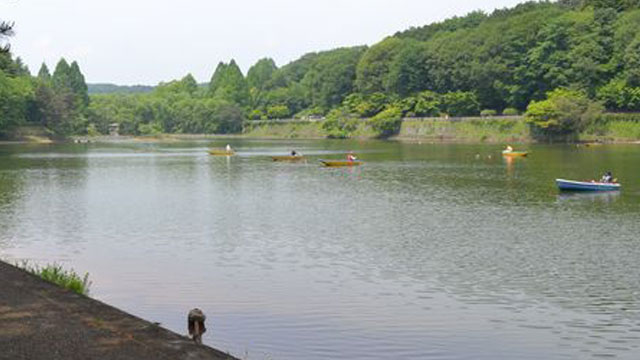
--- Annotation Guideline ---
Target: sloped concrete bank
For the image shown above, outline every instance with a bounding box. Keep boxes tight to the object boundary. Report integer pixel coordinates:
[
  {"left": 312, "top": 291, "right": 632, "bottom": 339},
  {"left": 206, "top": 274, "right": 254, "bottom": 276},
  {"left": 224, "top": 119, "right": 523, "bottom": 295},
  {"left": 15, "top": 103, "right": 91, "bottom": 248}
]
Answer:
[{"left": 0, "top": 260, "right": 237, "bottom": 360}]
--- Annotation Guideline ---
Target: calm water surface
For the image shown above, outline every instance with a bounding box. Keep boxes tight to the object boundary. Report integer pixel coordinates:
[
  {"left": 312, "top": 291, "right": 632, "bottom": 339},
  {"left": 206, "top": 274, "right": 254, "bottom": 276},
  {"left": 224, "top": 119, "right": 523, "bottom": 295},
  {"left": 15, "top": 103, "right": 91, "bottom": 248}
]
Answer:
[{"left": 1, "top": 140, "right": 639, "bottom": 359}]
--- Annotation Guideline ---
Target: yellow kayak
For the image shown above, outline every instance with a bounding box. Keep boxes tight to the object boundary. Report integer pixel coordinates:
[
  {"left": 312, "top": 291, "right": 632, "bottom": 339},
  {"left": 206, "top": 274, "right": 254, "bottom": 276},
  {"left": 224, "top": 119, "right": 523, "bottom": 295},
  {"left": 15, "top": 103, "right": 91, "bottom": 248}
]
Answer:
[
  {"left": 272, "top": 155, "right": 305, "bottom": 162},
  {"left": 208, "top": 149, "right": 235, "bottom": 156},
  {"left": 320, "top": 160, "right": 363, "bottom": 167},
  {"left": 502, "top": 151, "right": 528, "bottom": 157}
]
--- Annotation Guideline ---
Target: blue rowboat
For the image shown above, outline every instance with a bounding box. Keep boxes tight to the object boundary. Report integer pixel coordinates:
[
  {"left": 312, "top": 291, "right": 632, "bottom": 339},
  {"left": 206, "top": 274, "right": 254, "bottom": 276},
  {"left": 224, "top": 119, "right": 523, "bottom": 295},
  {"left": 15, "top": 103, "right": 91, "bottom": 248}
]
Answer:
[{"left": 556, "top": 179, "right": 621, "bottom": 192}]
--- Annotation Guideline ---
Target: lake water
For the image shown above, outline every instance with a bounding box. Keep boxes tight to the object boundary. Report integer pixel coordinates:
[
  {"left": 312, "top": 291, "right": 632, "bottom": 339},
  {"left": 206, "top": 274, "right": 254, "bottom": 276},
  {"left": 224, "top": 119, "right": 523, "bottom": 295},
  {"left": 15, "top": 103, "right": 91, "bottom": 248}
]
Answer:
[{"left": 1, "top": 140, "right": 639, "bottom": 359}]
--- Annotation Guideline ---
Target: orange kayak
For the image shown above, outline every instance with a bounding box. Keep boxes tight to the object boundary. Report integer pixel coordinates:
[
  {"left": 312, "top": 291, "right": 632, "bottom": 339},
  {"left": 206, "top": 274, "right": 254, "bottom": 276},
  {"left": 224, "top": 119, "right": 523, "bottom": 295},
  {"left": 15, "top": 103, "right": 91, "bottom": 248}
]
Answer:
[
  {"left": 320, "top": 160, "right": 363, "bottom": 167},
  {"left": 272, "top": 156, "right": 305, "bottom": 162},
  {"left": 209, "top": 149, "right": 235, "bottom": 156},
  {"left": 502, "top": 151, "right": 528, "bottom": 157}
]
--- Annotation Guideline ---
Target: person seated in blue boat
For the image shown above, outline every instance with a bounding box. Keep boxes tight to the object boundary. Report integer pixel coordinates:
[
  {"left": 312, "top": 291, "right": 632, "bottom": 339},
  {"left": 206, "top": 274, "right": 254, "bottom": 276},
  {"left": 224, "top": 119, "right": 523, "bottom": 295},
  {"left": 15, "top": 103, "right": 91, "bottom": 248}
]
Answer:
[{"left": 600, "top": 171, "right": 614, "bottom": 183}]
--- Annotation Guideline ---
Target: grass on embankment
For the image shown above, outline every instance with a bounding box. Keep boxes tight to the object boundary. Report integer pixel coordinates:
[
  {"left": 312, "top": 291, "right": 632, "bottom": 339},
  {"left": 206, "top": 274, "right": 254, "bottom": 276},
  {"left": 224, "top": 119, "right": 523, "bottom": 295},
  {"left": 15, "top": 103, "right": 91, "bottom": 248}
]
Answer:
[
  {"left": 397, "top": 117, "right": 530, "bottom": 143},
  {"left": 242, "top": 115, "right": 640, "bottom": 143},
  {"left": 242, "top": 120, "right": 327, "bottom": 139},
  {"left": 581, "top": 113, "right": 640, "bottom": 142},
  {"left": 16, "top": 261, "right": 91, "bottom": 295},
  {"left": 2, "top": 125, "right": 55, "bottom": 143},
  {"left": 242, "top": 116, "right": 531, "bottom": 142}
]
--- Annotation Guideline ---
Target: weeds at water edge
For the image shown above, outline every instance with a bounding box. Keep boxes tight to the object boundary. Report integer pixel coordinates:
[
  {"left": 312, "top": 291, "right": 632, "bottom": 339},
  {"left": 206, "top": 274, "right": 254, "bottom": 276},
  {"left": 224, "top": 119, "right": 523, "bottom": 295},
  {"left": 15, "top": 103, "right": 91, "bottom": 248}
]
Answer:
[{"left": 16, "top": 260, "right": 91, "bottom": 295}]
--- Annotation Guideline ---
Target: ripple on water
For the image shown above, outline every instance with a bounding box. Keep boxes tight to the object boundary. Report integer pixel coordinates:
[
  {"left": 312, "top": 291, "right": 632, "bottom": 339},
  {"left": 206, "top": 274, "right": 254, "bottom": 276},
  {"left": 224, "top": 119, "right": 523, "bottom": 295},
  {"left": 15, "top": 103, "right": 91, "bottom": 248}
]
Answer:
[{"left": 1, "top": 142, "right": 640, "bottom": 359}]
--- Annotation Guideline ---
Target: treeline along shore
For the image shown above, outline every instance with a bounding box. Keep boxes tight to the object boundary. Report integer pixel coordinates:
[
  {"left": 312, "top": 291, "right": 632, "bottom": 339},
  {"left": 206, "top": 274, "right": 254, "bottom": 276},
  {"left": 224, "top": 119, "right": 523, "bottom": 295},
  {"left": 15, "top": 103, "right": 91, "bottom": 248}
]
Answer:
[{"left": 4, "top": 0, "right": 640, "bottom": 143}]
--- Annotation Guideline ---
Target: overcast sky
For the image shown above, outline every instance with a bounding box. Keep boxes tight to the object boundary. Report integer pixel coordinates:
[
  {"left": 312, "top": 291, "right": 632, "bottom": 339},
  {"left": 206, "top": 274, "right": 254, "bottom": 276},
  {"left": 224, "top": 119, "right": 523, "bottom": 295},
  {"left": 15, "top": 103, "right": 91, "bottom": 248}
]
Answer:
[{"left": 1, "top": 0, "right": 525, "bottom": 85}]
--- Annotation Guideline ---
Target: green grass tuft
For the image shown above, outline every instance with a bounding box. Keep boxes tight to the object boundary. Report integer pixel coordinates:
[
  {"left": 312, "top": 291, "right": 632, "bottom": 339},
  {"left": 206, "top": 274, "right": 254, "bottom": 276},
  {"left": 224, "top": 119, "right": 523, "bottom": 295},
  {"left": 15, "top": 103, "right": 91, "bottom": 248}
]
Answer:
[{"left": 16, "top": 261, "right": 91, "bottom": 295}]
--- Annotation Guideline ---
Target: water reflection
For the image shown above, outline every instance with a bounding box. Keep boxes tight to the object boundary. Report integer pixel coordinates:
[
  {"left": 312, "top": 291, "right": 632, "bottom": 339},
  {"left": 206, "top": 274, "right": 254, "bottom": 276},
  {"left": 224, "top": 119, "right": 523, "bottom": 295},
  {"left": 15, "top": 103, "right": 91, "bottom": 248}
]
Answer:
[
  {"left": 1, "top": 141, "right": 639, "bottom": 360},
  {"left": 556, "top": 191, "right": 621, "bottom": 203}
]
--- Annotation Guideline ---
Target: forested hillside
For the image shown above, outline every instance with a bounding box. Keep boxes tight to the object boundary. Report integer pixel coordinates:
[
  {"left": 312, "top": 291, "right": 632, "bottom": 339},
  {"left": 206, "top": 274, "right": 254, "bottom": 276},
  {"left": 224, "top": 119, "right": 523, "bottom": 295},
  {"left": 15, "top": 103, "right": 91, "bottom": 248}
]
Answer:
[
  {"left": 2, "top": 0, "right": 640, "bottom": 138},
  {"left": 88, "top": 83, "right": 154, "bottom": 95}
]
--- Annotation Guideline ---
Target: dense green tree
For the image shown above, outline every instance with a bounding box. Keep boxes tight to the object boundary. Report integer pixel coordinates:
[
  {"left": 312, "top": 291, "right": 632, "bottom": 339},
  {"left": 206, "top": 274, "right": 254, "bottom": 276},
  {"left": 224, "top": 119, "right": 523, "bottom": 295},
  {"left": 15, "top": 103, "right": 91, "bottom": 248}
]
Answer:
[
  {"left": 386, "top": 41, "right": 433, "bottom": 97},
  {"left": 0, "top": 71, "right": 33, "bottom": 135},
  {"left": 34, "top": 80, "right": 79, "bottom": 136},
  {"left": 69, "top": 61, "right": 89, "bottom": 106},
  {"left": 180, "top": 73, "right": 199, "bottom": 94},
  {"left": 395, "top": 11, "right": 488, "bottom": 41},
  {"left": 247, "top": 58, "right": 277, "bottom": 108},
  {"left": 596, "top": 78, "right": 640, "bottom": 110},
  {"left": 12, "top": 57, "right": 30, "bottom": 76},
  {"left": 355, "top": 37, "right": 405, "bottom": 94},
  {"left": 322, "top": 108, "right": 359, "bottom": 138},
  {"left": 156, "top": 73, "right": 199, "bottom": 95},
  {"left": 265, "top": 83, "right": 309, "bottom": 115},
  {"left": 342, "top": 92, "right": 391, "bottom": 118},
  {"left": 52, "top": 58, "right": 72, "bottom": 90},
  {"left": 211, "top": 103, "right": 245, "bottom": 133},
  {"left": 209, "top": 59, "right": 250, "bottom": 107},
  {"left": 246, "top": 58, "right": 277, "bottom": 91},
  {"left": 37, "top": 58, "right": 91, "bottom": 135},
  {"left": 584, "top": 0, "right": 640, "bottom": 10},
  {"left": 441, "top": 91, "right": 481, "bottom": 117},
  {"left": 300, "top": 46, "right": 366, "bottom": 110},
  {"left": 526, "top": 88, "right": 603, "bottom": 138},
  {"left": 37, "top": 63, "right": 51, "bottom": 82},
  {"left": 623, "top": 36, "right": 640, "bottom": 86},
  {"left": 266, "top": 104, "right": 290, "bottom": 119},
  {"left": 407, "top": 91, "right": 442, "bottom": 117},
  {"left": 368, "top": 106, "right": 403, "bottom": 138},
  {"left": 412, "top": 91, "right": 441, "bottom": 117}
]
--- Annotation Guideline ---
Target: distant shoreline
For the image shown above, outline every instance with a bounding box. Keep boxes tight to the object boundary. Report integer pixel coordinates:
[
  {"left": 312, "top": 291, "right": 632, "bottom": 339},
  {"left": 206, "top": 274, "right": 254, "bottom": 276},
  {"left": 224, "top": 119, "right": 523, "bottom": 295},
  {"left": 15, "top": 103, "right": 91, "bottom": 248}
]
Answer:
[{"left": 4, "top": 115, "right": 640, "bottom": 145}]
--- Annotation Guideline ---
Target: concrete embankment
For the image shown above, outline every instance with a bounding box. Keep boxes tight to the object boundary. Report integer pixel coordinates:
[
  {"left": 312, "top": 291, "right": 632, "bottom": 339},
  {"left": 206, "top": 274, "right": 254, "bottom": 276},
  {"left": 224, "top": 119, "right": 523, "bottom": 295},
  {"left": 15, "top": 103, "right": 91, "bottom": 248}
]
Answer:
[
  {"left": 396, "top": 116, "right": 530, "bottom": 142},
  {"left": 241, "top": 116, "right": 530, "bottom": 141},
  {"left": 242, "top": 115, "right": 640, "bottom": 143},
  {"left": 0, "top": 260, "right": 237, "bottom": 360}
]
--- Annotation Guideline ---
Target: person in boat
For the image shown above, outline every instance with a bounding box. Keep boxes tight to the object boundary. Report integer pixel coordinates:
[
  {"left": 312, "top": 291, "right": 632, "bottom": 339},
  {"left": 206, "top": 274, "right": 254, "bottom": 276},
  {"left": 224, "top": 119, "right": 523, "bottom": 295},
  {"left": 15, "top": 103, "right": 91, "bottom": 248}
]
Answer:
[
  {"left": 347, "top": 152, "right": 357, "bottom": 162},
  {"left": 503, "top": 145, "right": 513, "bottom": 153},
  {"left": 600, "top": 171, "right": 613, "bottom": 183},
  {"left": 291, "top": 150, "right": 299, "bottom": 157},
  {"left": 226, "top": 144, "right": 232, "bottom": 152}
]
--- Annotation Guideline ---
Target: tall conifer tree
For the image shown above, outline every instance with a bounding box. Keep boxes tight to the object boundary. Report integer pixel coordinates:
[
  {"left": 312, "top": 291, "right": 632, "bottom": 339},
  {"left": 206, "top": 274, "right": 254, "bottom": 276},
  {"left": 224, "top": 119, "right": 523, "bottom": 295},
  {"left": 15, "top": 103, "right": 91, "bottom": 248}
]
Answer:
[
  {"left": 37, "top": 63, "right": 51, "bottom": 82},
  {"left": 69, "top": 61, "right": 89, "bottom": 106}
]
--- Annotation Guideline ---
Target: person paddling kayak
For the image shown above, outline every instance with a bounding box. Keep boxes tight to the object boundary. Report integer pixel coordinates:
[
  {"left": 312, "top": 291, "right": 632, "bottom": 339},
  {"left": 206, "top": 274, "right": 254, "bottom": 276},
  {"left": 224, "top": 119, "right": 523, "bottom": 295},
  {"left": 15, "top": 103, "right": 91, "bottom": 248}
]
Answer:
[{"left": 347, "top": 152, "right": 357, "bottom": 162}]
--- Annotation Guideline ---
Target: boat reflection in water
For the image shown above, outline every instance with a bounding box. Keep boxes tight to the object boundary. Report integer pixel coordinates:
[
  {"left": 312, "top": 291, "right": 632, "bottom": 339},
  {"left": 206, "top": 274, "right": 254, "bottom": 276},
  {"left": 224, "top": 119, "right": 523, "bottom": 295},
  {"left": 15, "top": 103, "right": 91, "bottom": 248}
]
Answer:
[{"left": 556, "top": 190, "right": 621, "bottom": 203}]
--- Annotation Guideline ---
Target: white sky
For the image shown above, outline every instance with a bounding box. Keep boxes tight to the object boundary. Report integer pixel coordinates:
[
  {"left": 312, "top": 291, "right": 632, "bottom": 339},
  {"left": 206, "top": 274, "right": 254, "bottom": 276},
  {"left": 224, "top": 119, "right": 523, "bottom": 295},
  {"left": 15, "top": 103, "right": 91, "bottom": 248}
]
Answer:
[{"left": 1, "top": 0, "right": 526, "bottom": 85}]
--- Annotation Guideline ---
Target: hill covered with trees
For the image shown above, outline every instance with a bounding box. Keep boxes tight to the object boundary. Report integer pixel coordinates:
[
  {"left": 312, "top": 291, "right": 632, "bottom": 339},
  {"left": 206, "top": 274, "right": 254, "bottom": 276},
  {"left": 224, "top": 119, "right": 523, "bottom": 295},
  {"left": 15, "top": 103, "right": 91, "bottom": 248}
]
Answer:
[
  {"left": 87, "top": 83, "right": 154, "bottom": 95},
  {"left": 2, "top": 0, "right": 640, "bottom": 138}
]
